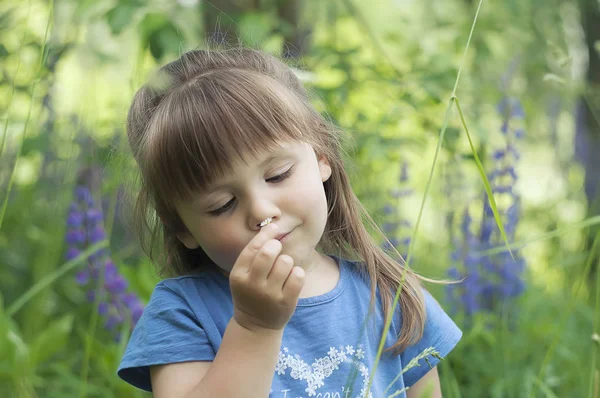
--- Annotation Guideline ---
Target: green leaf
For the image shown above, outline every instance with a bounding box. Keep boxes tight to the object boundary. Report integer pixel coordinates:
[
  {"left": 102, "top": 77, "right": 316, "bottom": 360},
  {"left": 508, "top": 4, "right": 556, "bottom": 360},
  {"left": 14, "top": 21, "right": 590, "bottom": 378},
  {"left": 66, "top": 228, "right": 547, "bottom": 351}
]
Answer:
[
  {"left": 105, "top": 3, "right": 140, "bottom": 35},
  {"left": 238, "top": 12, "right": 276, "bottom": 47},
  {"left": 29, "top": 315, "right": 73, "bottom": 366},
  {"left": 443, "top": 126, "right": 462, "bottom": 152},
  {"left": 138, "top": 13, "right": 180, "bottom": 61},
  {"left": 0, "top": 294, "right": 30, "bottom": 391},
  {"left": 149, "top": 23, "right": 180, "bottom": 61}
]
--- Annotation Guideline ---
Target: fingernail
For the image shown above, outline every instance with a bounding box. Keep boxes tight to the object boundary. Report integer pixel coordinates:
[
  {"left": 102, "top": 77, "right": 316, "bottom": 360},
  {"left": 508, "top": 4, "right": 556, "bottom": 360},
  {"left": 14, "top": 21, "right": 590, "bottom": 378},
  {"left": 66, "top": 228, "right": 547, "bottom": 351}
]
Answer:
[{"left": 267, "top": 223, "right": 278, "bottom": 232}]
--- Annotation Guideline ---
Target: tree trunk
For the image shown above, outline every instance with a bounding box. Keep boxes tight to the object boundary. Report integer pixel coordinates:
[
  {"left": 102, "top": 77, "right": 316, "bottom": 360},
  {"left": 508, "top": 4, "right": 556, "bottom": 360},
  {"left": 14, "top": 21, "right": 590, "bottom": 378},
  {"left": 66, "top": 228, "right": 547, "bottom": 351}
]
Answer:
[
  {"left": 203, "top": 0, "right": 259, "bottom": 46},
  {"left": 577, "top": 0, "right": 600, "bottom": 282},
  {"left": 277, "top": 0, "right": 311, "bottom": 58},
  {"left": 202, "top": 0, "right": 311, "bottom": 58}
]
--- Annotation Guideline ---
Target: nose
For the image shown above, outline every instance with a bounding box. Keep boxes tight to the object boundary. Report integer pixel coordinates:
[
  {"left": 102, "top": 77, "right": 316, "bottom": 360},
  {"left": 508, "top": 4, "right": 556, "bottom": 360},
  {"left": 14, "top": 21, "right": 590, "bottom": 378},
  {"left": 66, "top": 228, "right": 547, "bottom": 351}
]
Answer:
[{"left": 247, "top": 191, "right": 281, "bottom": 231}]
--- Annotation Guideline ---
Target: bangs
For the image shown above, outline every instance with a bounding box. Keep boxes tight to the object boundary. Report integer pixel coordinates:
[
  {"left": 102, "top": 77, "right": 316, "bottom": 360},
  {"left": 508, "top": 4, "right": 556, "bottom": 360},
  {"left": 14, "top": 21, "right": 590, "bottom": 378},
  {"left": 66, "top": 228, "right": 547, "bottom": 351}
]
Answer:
[{"left": 141, "top": 69, "right": 313, "bottom": 205}]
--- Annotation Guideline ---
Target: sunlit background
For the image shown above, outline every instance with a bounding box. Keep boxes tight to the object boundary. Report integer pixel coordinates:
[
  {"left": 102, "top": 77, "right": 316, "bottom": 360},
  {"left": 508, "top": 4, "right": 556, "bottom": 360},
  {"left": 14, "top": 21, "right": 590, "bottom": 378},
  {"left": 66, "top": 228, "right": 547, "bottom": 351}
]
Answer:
[{"left": 1, "top": 0, "right": 599, "bottom": 397}]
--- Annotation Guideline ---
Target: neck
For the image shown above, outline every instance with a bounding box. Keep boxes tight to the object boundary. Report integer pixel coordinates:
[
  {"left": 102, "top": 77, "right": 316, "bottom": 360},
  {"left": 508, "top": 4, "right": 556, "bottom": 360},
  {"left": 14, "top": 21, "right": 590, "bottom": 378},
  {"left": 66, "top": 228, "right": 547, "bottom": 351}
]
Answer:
[{"left": 297, "top": 252, "right": 340, "bottom": 299}]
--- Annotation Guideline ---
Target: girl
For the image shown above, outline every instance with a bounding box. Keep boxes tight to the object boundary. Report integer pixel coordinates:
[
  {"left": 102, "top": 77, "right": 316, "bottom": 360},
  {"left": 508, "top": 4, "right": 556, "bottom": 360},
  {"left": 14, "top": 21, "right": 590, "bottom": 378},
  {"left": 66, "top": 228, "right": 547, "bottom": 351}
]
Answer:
[{"left": 118, "top": 47, "right": 461, "bottom": 398}]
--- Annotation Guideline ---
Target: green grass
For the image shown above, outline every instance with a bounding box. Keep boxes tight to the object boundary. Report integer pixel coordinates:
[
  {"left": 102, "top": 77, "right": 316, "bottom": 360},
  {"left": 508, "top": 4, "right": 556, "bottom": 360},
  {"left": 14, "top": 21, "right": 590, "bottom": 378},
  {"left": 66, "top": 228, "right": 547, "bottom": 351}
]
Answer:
[{"left": 0, "top": 0, "right": 598, "bottom": 397}]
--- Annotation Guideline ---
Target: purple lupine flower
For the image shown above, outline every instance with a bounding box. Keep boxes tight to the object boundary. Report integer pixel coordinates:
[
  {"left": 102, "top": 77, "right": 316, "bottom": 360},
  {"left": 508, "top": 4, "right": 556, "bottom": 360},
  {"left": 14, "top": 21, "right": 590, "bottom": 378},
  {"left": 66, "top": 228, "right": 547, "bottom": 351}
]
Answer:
[
  {"left": 88, "top": 226, "right": 106, "bottom": 244},
  {"left": 67, "top": 211, "right": 84, "bottom": 227},
  {"left": 98, "top": 302, "right": 109, "bottom": 315},
  {"left": 380, "top": 162, "right": 414, "bottom": 260},
  {"left": 447, "top": 96, "right": 527, "bottom": 316},
  {"left": 76, "top": 270, "right": 89, "bottom": 285},
  {"left": 86, "top": 209, "right": 103, "bottom": 223},
  {"left": 64, "top": 184, "right": 145, "bottom": 339},
  {"left": 105, "top": 274, "right": 128, "bottom": 295},
  {"left": 66, "top": 229, "right": 86, "bottom": 245},
  {"left": 65, "top": 247, "right": 81, "bottom": 261}
]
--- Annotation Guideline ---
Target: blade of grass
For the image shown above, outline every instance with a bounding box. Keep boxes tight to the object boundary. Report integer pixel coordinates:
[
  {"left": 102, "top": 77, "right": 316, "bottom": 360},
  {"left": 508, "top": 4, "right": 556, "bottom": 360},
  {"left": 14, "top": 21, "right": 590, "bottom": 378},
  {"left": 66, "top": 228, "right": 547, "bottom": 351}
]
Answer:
[
  {"left": 0, "top": 1, "right": 53, "bottom": 230},
  {"left": 440, "top": 359, "right": 463, "bottom": 398},
  {"left": 79, "top": 249, "right": 108, "bottom": 398},
  {"left": 454, "top": 97, "right": 513, "bottom": 258},
  {"left": 532, "top": 231, "right": 600, "bottom": 398},
  {"left": 474, "top": 215, "right": 600, "bottom": 256},
  {"left": 0, "top": 3, "right": 31, "bottom": 157},
  {"left": 7, "top": 241, "right": 108, "bottom": 316},
  {"left": 530, "top": 374, "right": 560, "bottom": 398},
  {"left": 372, "top": 0, "right": 486, "bottom": 393}
]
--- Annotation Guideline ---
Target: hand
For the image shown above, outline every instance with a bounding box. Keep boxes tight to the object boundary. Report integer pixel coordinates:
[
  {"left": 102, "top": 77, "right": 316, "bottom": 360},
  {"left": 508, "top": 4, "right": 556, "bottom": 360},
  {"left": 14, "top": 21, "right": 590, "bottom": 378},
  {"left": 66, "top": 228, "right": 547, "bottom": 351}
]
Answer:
[{"left": 229, "top": 223, "right": 305, "bottom": 332}]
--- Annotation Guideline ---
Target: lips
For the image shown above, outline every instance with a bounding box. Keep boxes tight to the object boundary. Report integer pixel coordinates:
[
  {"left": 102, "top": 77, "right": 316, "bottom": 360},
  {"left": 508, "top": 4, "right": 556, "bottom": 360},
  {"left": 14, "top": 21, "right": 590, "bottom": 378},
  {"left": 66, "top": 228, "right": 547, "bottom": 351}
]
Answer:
[{"left": 276, "top": 230, "right": 292, "bottom": 242}]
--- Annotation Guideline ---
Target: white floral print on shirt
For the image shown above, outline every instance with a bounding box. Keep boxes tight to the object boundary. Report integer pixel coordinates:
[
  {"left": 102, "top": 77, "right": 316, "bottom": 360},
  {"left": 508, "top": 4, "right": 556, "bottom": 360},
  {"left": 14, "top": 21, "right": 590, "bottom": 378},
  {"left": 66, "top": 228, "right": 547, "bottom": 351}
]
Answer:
[{"left": 275, "top": 344, "right": 374, "bottom": 398}]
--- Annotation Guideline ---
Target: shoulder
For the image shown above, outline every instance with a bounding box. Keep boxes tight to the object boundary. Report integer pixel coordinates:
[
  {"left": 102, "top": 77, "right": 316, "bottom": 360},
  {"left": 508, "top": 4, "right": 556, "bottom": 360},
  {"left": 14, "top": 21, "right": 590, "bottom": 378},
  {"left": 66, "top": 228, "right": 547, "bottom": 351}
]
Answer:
[
  {"left": 118, "top": 272, "right": 230, "bottom": 392},
  {"left": 149, "top": 270, "right": 231, "bottom": 306},
  {"left": 400, "top": 288, "right": 462, "bottom": 387},
  {"left": 421, "top": 288, "right": 462, "bottom": 341}
]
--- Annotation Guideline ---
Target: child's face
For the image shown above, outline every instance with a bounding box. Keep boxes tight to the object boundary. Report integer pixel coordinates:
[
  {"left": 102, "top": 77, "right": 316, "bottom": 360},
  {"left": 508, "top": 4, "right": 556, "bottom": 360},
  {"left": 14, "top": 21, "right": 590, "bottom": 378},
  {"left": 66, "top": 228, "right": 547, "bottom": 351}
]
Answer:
[{"left": 174, "top": 141, "right": 332, "bottom": 272}]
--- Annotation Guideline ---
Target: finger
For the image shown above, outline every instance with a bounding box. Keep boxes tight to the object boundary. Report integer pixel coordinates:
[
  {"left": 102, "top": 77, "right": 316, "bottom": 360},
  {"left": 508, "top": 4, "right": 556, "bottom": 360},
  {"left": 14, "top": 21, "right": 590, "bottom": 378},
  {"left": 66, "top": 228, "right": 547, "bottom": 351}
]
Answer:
[
  {"left": 249, "top": 238, "right": 282, "bottom": 281},
  {"left": 282, "top": 266, "right": 305, "bottom": 300},
  {"left": 267, "top": 254, "right": 294, "bottom": 288},
  {"left": 232, "top": 223, "right": 279, "bottom": 273}
]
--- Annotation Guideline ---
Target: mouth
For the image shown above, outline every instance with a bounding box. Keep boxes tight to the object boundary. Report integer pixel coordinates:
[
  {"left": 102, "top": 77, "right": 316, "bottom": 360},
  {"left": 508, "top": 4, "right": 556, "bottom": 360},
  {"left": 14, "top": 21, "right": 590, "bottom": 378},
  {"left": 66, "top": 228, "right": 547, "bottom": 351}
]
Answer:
[{"left": 276, "top": 230, "right": 293, "bottom": 242}]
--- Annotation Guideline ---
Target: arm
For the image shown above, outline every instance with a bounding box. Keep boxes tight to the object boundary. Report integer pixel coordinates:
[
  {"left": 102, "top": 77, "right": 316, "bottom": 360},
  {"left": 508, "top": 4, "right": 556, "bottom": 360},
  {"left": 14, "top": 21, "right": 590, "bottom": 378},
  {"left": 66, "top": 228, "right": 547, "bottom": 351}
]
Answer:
[
  {"left": 152, "top": 223, "right": 303, "bottom": 398},
  {"left": 406, "top": 367, "right": 442, "bottom": 398},
  {"left": 151, "top": 318, "right": 283, "bottom": 398}
]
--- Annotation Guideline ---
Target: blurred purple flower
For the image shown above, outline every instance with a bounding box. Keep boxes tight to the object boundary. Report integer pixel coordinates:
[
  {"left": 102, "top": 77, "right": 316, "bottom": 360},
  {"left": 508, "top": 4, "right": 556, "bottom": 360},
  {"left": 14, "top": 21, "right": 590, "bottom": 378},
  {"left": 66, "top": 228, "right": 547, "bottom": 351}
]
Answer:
[
  {"left": 64, "top": 184, "right": 145, "bottom": 338},
  {"left": 447, "top": 96, "right": 527, "bottom": 316},
  {"left": 88, "top": 226, "right": 106, "bottom": 243},
  {"left": 86, "top": 209, "right": 103, "bottom": 223},
  {"left": 66, "top": 229, "right": 86, "bottom": 245},
  {"left": 493, "top": 150, "right": 506, "bottom": 160},
  {"left": 67, "top": 212, "right": 84, "bottom": 227},
  {"left": 65, "top": 247, "right": 81, "bottom": 261},
  {"left": 380, "top": 162, "right": 414, "bottom": 260},
  {"left": 76, "top": 270, "right": 89, "bottom": 285}
]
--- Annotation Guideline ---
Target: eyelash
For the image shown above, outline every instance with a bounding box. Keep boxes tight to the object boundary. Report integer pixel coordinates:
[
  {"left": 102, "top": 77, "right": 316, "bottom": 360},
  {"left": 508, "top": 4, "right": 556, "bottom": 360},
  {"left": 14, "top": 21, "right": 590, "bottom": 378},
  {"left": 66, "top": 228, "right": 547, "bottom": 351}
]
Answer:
[{"left": 208, "top": 168, "right": 294, "bottom": 216}]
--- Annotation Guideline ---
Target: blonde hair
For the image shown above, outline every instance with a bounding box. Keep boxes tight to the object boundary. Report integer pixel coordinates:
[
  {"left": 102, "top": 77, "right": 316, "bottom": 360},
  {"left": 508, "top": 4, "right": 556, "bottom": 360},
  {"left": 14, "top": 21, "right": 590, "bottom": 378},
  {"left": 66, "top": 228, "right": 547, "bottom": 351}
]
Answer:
[{"left": 126, "top": 47, "right": 426, "bottom": 354}]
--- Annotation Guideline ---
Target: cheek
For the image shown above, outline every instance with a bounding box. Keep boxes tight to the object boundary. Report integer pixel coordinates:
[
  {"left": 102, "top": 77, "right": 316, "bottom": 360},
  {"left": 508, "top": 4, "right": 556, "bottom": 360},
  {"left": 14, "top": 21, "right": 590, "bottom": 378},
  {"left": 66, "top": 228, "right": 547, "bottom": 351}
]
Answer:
[
  {"left": 194, "top": 222, "right": 248, "bottom": 269},
  {"left": 292, "top": 178, "right": 329, "bottom": 223}
]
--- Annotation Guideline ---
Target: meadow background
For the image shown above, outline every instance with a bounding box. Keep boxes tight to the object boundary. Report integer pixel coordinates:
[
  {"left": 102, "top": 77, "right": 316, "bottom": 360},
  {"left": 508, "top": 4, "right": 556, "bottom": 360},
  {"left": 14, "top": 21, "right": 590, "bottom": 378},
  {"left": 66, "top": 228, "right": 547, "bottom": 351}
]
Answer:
[{"left": 1, "top": 0, "right": 599, "bottom": 397}]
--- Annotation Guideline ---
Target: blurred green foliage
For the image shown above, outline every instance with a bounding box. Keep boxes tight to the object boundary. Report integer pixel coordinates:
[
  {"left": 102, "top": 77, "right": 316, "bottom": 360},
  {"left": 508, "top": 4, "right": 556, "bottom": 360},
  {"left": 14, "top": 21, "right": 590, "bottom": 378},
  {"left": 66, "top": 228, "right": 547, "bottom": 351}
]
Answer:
[{"left": 0, "top": 0, "right": 598, "bottom": 397}]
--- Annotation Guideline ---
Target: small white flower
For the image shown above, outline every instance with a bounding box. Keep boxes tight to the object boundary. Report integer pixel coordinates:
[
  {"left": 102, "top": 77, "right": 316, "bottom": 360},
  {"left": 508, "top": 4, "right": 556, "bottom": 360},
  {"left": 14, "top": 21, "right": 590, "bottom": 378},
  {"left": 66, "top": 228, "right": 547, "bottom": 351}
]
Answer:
[
  {"left": 259, "top": 217, "right": 273, "bottom": 227},
  {"left": 346, "top": 345, "right": 355, "bottom": 355},
  {"left": 356, "top": 348, "right": 365, "bottom": 359},
  {"left": 360, "top": 365, "right": 369, "bottom": 378}
]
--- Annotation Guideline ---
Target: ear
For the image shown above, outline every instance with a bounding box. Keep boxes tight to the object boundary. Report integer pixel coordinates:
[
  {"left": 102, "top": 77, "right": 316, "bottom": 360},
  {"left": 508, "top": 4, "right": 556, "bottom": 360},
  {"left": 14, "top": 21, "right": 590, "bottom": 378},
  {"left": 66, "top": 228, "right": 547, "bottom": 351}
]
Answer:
[
  {"left": 176, "top": 231, "right": 200, "bottom": 249},
  {"left": 318, "top": 155, "right": 332, "bottom": 182}
]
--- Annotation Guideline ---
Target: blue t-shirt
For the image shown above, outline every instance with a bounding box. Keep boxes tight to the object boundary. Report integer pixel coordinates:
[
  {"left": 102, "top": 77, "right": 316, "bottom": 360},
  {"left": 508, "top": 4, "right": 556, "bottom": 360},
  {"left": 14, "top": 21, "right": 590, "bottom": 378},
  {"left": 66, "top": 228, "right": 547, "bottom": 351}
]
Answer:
[{"left": 118, "top": 257, "right": 462, "bottom": 397}]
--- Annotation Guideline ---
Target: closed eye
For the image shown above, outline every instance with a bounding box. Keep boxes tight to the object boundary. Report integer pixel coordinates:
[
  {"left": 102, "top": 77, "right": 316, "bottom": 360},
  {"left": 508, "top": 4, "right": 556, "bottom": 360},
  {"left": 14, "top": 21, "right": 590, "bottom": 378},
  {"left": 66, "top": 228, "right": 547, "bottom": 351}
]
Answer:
[
  {"left": 266, "top": 167, "right": 293, "bottom": 183},
  {"left": 208, "top": 167, "right": 293, "bottom": 217},
  {"left": 208, "top": 197, "right": 235, "bottom": 216}
]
